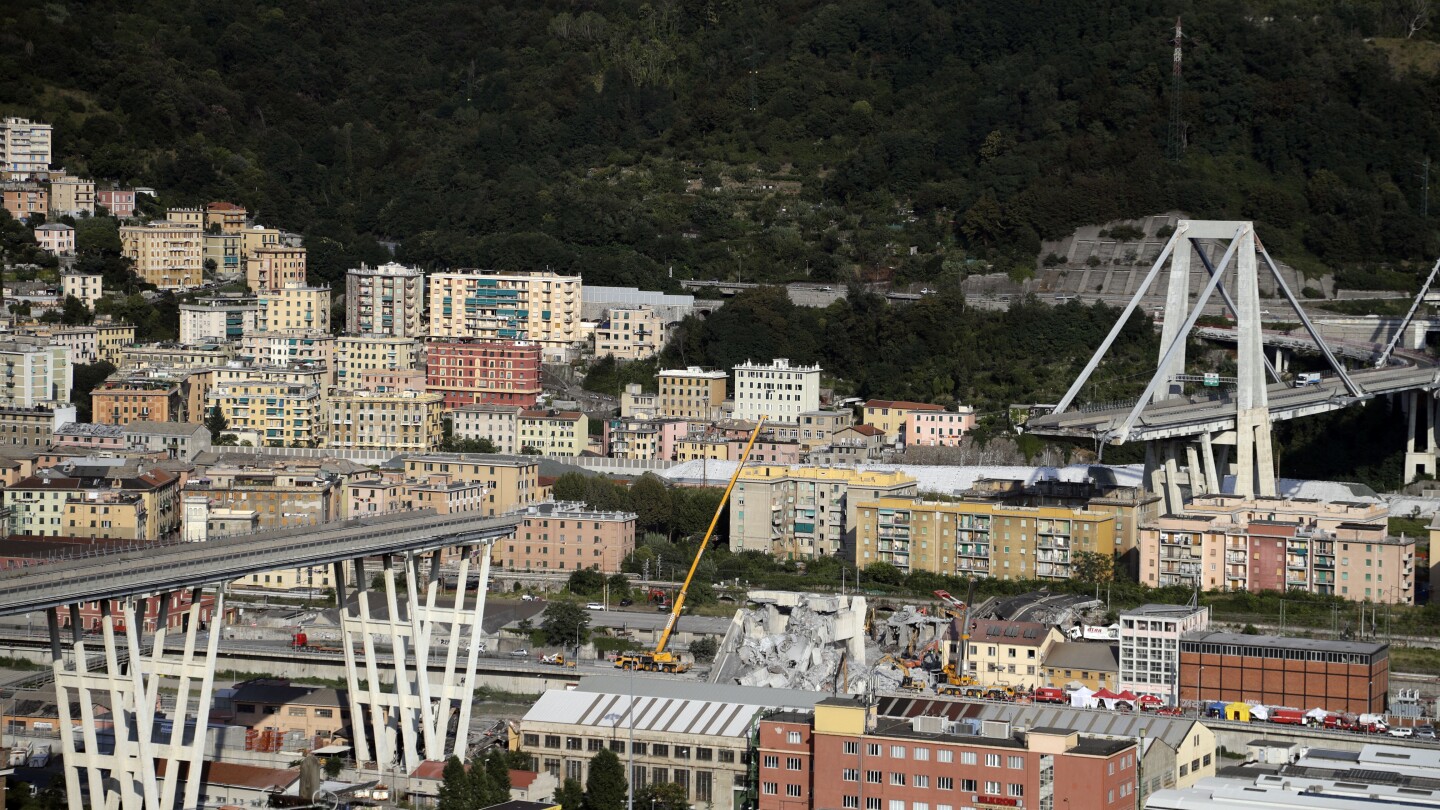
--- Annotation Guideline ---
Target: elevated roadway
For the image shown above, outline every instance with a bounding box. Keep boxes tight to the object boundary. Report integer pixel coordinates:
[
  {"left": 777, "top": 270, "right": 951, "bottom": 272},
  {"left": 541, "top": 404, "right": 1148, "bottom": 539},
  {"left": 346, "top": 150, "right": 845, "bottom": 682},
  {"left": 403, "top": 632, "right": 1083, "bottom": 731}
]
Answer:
[{"left": 0, "top": 509, "right": 520, "bottom": 616}]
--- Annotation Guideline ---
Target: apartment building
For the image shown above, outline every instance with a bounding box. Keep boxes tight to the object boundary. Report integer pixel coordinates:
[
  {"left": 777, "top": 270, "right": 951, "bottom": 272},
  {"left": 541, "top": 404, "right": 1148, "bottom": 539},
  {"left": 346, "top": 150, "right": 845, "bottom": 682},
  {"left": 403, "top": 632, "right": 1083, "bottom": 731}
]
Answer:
[
  {"left": 759, "top": 698, "right": 1139, "bottom": 810},
  {"left": 204, "top": 231, "right": 242, "bottom": 277},
  {"left": 95, "top": 187, "right": 136, "bottom": 217},
  {"left": 15, "top": 324, "right": 96, "bottom": 364},
  {"left": 0, "top": 118, "right": 52, "bottom": 178},
  {"left": 325, "top": 388, "right": 444, "bottom": 452},
  {"left": 402, "top": 453, "right": 540, "bottom": 515},
  {"left": 245, "top": 245, "right": 307, "bottom": 292},
  {"left": 116, "top": 342, "right": 235, "bottom": 370},
  {"left": 962, "top": 620, "right": 1065, "bottom": 689},
  {"left": 1138, "top": 496, "right": 1412, "bottom": 603},
  {"left": 205, "top": 201, "right": 248, "bottom": 234},
  {"left": 497, "top": 501, "right": 636, "bottom": 572},
  {"left": 5, "top": 466, "right": 180, "bottom": 542},
  {"left": 428, "top": 269, "right": 582, "bottom": 356},
  {"left": 1117, "top": 604, "right": 1210, "bottom": 705},
  {"left": 120, "top": 221, "right": 204, "bottom": 288},
  {"left": 798, "top": 409, "right": 854, "bottom": 451},
  {"left": 1, "top": 182, "right": 47, "bottom": 221},
  {"left": 0, "top": 404, "right": 75, "bottom": 449},
  {"left": 346, "top": 262, "right": 426, "bottom": 337},
  {"left": 358, "top": 369, "right": 426, "bottom": 393},
  {"left": 92, "top": 378, "right": 185, "bottom": 425},
  {"left": 863, "top": 399, "right": 944, "bottom": 443},
  {"left": 425, "top": 339, "right": 542, "bottom": 408},
  {"left": 732, "top": 358, "right": 821, "bottom": 423},
  {"left": 186, "top": 463, "right": 340, "bottom": 528},
  {"left": 333, "top": 334, "right": 422, "bottom": 389},
  {"left": 179, "top": 295, "right": 259, "bottom": 343},
  {"left": 48, "top": 176, "right": 94, "bottom": 217},
  {"left": 657, "top": 367, "right": 727, "bottom": 420},
  {"left": 449, "top": 404, "right": 522, "bottom": 454},
  {"left": 238, "top": 333, "right": 336, "bottom": 384},
  {"left": 207, "top": 379, "right": 324, "bottom": 447},
  {"left": 256, "top": 283, "right": 330, "bottom": 333},
  {"left": 52, "top": 422, "right": 127, "bottom": 451},
  {"left": 906, "top": 407, "right": 977, "bottom": 447},
  {"left": 730, "top": 466, "right": 918, "bottom": 560},
  {"left": 60, "top": 271, "right": 101, "bottom": 307},
  {"left": 1042, "top": 642, "right": 1120, "bottom": 691},
  {"left": 674, "top": 431, "right": 800, "bottom": 465},
  {"left": 95, "top": 321, "right": 138, "bottom": 364},
  {"left": 621, "top": 383, "right": 659, "bottom": 419},
  {"left": 517, "top": 409, "right": 588, "bottom": 456},
  {"left": 407, "top": 478, "right": 489, "bottom": 515},
  {"left": 34, "top": 223, "right": 74, "bottom": 256},
  {"left": 593, "top": 305, "right": 667, "bottom": 360},
  {"left": 123, "top": 422, "right": 212, "bottom": 461},
  {"left": 0, "top": 339, "right": 71, "bottom": 407},
  {"left": 1179, "top": 632, "right": 1388, "bottom": 715}
]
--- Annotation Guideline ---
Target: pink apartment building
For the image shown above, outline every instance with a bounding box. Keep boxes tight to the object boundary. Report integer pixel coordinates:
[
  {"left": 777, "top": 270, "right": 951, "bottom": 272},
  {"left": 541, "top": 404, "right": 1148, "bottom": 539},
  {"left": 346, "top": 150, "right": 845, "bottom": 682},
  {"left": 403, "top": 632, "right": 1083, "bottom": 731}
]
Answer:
[{"left": 905, "top": 406, "right": 977, "bottom": 447}]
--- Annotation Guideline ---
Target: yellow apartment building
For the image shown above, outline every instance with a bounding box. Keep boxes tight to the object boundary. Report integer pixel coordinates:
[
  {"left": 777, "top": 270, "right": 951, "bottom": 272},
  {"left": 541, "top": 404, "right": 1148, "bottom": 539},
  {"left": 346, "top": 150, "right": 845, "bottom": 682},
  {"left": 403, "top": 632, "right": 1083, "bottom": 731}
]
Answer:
[
  {"left": 657, "top": 367, "right": 727, "bottom": 420},
  {"left": 257, "top": 283, "right": 329, "bottom": 332},
  {"left": 166, "top": 207, "right": 203, "bottom": 227},
  {"left": 205, "top": 201, "right": 247, "bottom": 233},
  {"left": 402, "top": 453, "right": 540, "bottom": 515},
  {"left": 63, "top": 491, "right": 146, "bottom": 541},
  {"left": 594, "top": 305, "right": 668, "bottom": 360},
  {"left": 854, "top": 497, "right": 1117, "bottom": 580},
  {"left": 208, "top": 379, "right": 325, "bottom": 447},
  {"left": 48, "top": 176, "right": 94, "bottom": 217},
  {"left": 427, "top": 269, "right": 582, "bottom": 355},
  {"left": 325, "top": 388, "right": 444, "bottom": 452},
  {"left": 204, "top": 232, "right": 242, "bottom": 277},
  {"left": 333, "top": 334, "right": 422, "bottom": 388},
  {"left": 730, "top": 466, "right": 918, "bottom": 559},
  {"left": 120, "top": 221, "right": 203, "bottom": 288},
  {"left": 95, "top": 321, "right": 137, "bottom": 364},
  {"left": 516, "top": 409, "right": 588, "bottom": 456},
  {"left": 245, "top": 245, "right": 306, "bottom": 292}
]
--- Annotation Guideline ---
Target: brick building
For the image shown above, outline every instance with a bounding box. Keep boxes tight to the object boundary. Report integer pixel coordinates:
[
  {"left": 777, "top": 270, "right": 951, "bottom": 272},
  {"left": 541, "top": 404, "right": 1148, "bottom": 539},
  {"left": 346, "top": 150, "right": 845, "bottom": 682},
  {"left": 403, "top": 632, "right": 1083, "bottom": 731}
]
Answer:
[
  {"left": 425, "top": 339, "right": 542, "bottom": 409},
  {"left": 759, "top": 698, "right": 1139, "bottom": 810},
  {"left": 1178, "top": 631, "right": 1389, "bottom": 715}
]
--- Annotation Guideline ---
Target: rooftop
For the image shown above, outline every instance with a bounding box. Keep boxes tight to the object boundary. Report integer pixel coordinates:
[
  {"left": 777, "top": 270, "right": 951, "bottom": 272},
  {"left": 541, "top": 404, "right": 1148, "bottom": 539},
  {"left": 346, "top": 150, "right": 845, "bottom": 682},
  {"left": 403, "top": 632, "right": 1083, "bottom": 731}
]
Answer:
[
  {"left": 969, "top": 620, "right": 1056, "bottom": 647},
  {"left": 54, "top": 423, "right": 125, "bottom": 438},
  {"left": 865, "top": 399, "right": 945, "bottom": 411},
  {"left": 1122, "top": 603, "right": 1207, "bottom": 619},
  {"left": 1182, "top": 631, "right": 1387, "bottom": 656},
  {"left": 122, "top": 421, "right": 206, "bottom": 437},
  {"left": 1043, "top": 642, "right": 1119, "bottom": 671}
]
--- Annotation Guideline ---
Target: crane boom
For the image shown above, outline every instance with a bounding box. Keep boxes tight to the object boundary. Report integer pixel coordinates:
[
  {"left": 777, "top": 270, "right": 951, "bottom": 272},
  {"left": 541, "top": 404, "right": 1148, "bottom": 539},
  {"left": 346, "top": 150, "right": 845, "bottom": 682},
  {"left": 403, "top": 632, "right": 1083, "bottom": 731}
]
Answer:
[{"left": 654, "top": 418, "right": 766, "bottom": 656}]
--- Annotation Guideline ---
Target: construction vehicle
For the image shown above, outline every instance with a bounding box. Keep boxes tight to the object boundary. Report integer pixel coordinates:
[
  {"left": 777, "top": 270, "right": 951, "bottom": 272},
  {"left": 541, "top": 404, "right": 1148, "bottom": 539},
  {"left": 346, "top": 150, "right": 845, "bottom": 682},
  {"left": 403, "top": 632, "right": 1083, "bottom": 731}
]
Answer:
[
  {"left": 540, "top": 653, "right": 577, "bottom": 668},
  {"left": 877, "top": 654, "right": 928, "bottom": 692},
  {"left": 615, "top": 420, "right": 766, "bottom": 674}
]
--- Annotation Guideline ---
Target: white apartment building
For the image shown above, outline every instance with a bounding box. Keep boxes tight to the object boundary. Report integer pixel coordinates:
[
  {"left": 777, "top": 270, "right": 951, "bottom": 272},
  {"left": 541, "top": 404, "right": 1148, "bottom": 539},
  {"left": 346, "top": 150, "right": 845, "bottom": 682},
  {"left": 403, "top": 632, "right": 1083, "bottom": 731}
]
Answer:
[
  {"left": 731, "top": 358, "right": 821, "bottom": 423},
  {"left": 346, "top": 262, "right": 426, "bottom": 337},
  {"left": 0, "top": 338, "right": 71, "bottom": 407},
  {"left": 179, "top": 296, "right": 259, "bottom": 344},
  {"left": 449, "top": 404, "right": 522, "bottom": 454},
  {"left": 428, "top": 270, "right": 582, "bottom": 356},
  {"left": 0, "top": 118, "right": 52, "bottom": 179},
  {"left": 60, "top": 271, "right": 101, "bottom": 308},
  {"left": 1118, "top": 604, "right": 1210, "bottom": 705}
]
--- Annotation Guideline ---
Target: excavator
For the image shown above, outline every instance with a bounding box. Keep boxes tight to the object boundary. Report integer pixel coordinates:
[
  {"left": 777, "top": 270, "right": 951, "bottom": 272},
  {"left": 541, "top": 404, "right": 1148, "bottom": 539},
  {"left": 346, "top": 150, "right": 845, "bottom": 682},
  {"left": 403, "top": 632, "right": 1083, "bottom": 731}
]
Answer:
[
  {"left": 877, "top": 654, "right": 928, "bottom": 692},
  {"left": 615, "top": 420, "right": 766, "bottom": 674}
]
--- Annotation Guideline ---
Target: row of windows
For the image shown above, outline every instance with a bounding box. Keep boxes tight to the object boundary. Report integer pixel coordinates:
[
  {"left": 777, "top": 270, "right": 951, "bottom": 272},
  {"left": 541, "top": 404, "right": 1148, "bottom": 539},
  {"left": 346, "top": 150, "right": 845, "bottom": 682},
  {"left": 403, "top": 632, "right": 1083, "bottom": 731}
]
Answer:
[{"left": 527, "top": 734, "right": 735, "bottom": 762}]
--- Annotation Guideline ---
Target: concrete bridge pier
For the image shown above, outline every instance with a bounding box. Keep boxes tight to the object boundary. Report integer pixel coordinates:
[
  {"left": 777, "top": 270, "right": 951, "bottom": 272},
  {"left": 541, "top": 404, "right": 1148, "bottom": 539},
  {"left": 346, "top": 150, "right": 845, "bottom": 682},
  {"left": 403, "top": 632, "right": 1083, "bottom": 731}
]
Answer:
[
  {"left": 1268, "top": 346, "right": 1290, "bottom": 375},
  {"left": 1145, "top": 432, "right": 1226, "bottom": 513},
  {"left": 48, "top": 587, "right": 226, "bottom": 810},
  {"left": 1403, "top": 389, "right": 1440, "bottom": 483}
]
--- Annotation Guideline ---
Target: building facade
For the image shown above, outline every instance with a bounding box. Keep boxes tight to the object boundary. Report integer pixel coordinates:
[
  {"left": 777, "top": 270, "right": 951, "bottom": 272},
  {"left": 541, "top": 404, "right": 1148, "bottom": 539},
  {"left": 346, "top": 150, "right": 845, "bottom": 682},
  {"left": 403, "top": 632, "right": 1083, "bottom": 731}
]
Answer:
[
  {"left": 906, "top": 407, "right": 978, "bottom": 447},
  {"left": 425, "top": 339, "right": 542, "bottom": 409},
  {"left": 0, "top": 118, "right": 52, "bottom": 178},
  {"left": 245, "top": 246, "right": 307, "bottom": 293},
  {"left": 402, "top": 453, "right": 540, "bottom": 515},
  {"left": 732, "top": 359, "right": 821, "bottom": 423},
  {"left": 731, "top": 466, "right": 918, "bottom": 560},
  {"left": 325, "top": 388, "right": 444, "bottom": 452},
  {"left": 1178, "top": 631, "right": 1388, "bottom": 715},
  {"left": 593, "top": 305, "right": 668, "bottom": 360},
  {"left": 95, "top": 187, "right": 136, "bottom": 217},
  {"left": 517, "top": 409, "right": 588, "bottom": 456},
  {"left": 428, "top": 270, "right": 582, "bottom": 354},
  {"left": 256, "top": 283, "right": 330, "bottom": 333},
  {"left": 345, "top": 262, "right": 426, "bottom": 337},
  {"left": 48, "top": 176, "right": 94, "bottom": 217},
  {"left": 207, "top": 379, "right": 325, "bottom": 447},
  {"left": 1, "top": 182, "right": 47, "bottom": 221},
  {"left": 0, "top": 339, "right": 71, "bottom": 407},
  {"left": 179, "top": 295, "right": 260, "bottom": 344},
  {"left": 497, "top": 502, "right": 637, "bottom": 572},
  {"left": 1117, "top": 605, "right": 1210, "bottom": 705},
  {"left": 35, "top": 223, "right": 75, "bottom": 255},
  {"left": 962, "top": 620, "right": 1065, "bottom": 690},
  {"left": 60, "top": 271, "right": 101, "bottom": 307},
  {"left": 864, "top": 400, "right": 944, "bottom": 444},
  {"left": 120, "top": 221, "right": 204, "bottom": 289},
  {"left": 657, "top": 367, "right": 727, "bottom": 420},
  {"left": 333, "top": 334, "right": 423, "bottom": 389},
  {"left": 449, "top": 404, "right": 522, "bottom": 454}
]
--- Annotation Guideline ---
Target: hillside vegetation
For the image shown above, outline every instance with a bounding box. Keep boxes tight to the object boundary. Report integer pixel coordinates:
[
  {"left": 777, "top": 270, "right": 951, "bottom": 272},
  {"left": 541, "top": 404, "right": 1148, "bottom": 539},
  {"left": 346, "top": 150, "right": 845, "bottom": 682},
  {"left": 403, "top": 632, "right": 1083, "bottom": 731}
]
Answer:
[{"left": 2, "top": 1, "right": 1439, "bottom": 290}]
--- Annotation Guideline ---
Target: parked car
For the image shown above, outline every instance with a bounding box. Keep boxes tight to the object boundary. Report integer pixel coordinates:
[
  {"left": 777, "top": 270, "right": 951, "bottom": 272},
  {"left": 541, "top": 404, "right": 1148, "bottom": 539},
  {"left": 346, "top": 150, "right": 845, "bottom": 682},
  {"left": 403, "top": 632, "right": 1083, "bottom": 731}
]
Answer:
[
  {"left": 586, "top": 603, "right": 606, "bottom": 611},
  {"left": 510, "top": 648, "right": 529, "bottom": 657},
  {"left": 1389, "top": 727, "right": 1415, "bottom": 738},
  {"left": 521, "top": 594, "right": 538, "bottom": 601},
  {"left": 619, "top": 598, "right": 634, "bottom": 607},
  {"left": 1417, "top": 725, "right": 1436, "bottom": 740}
]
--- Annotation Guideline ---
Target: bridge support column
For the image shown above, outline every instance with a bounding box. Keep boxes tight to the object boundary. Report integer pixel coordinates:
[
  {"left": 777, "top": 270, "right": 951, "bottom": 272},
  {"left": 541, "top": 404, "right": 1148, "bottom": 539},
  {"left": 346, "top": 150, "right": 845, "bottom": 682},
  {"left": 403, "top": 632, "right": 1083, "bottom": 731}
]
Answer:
[
  {"left": 1404, "top": 390, "right": 1439, "bottom": 484},
  {"left": 1232, "top": 408, "right": 1276, "bottom": 498},
  {"left": 49, "top": 587, "right": 224, "bottom": 810},
  {"left": 337, "top": 539, "right": 496, "bottom": 772}
]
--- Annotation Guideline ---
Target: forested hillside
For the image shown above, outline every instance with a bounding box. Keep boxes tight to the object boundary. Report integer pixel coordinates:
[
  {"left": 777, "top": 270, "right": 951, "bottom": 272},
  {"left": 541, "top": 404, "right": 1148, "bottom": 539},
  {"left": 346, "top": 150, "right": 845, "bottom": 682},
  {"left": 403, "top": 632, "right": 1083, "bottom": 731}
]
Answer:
[{"left": 2, "top": 1, "right": 1439, "bottom": 289}]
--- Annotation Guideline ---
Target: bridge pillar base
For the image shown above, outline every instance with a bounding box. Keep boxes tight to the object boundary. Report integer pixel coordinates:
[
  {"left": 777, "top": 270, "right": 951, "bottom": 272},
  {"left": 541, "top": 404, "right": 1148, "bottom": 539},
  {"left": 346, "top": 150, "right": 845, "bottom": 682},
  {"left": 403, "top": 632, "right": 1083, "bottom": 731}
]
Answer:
[
  {"left": 1145, "top": 436, "right": 1222, "bottom": 513},
  {"left": 336, "top": 540, "right": 496, "bottom": 772},
  {"left": 1232, "top": 408, "right": 1277, "bottom": 498},
  {"left": 1404, "top": 390, "right": 1439, "bottom": 484},
  {"left": 49, "top": 588, "right": 223, "bottom": 810}
]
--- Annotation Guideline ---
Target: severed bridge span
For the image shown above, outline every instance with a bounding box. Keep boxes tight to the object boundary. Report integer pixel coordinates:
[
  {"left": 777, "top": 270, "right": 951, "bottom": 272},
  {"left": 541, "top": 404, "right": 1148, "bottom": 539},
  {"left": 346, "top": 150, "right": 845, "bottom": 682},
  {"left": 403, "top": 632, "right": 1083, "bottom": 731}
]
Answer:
[
  {"left": 0, "top": 509, "right": 519, "bottom": 810},
  {"left": 1024, "top": 220, "right": 1440, "bottom": 511}
]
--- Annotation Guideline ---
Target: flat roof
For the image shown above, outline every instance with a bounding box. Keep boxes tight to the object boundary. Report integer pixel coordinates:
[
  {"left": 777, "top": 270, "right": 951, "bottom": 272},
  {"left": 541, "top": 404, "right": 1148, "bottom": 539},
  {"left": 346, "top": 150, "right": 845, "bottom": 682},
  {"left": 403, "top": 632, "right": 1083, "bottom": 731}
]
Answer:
[{"left": 1182, "top": 631, "right": 1387, "bottom": 656}]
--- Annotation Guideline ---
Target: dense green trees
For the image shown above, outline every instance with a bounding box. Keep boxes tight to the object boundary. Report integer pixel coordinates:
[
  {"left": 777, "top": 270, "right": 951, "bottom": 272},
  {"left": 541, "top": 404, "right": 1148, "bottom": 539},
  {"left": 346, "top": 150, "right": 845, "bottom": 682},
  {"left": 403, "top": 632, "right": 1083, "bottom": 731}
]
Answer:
[
  {"left": 583, "top": 749, "right": 628, "bottom": 810},
  {"left": 3, "top": 2, "right": 1438, "bottom": 293},
  {"left": 541, "top": 601, "right": 592, "bottom": 647}
]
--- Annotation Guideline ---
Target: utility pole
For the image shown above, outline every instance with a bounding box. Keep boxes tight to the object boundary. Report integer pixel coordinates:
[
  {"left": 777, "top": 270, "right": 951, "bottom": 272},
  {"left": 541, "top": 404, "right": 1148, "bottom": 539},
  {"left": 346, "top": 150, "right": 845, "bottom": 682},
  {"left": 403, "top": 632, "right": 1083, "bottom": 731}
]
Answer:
[
  {"left": 1418, "top": 157, "right": 1431, "bottom": 218},
  {"left": 1167, "top": 17, "right": 1186, "bottom": 162}
]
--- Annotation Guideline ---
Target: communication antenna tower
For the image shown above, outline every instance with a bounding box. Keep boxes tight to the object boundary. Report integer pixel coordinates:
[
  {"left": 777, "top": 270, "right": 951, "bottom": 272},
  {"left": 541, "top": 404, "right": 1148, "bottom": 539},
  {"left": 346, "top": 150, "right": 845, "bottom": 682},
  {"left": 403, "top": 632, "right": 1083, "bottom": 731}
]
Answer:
[{"left": 1167, "top": 17, "right": 1186, "bottom": 162}]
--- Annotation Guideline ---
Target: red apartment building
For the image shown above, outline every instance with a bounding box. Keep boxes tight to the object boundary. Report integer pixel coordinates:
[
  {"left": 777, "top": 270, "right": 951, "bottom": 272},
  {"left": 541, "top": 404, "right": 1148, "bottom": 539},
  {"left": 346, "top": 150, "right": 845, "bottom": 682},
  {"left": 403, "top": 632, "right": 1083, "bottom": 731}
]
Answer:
[
  {"left": 759, "top": 698, "right": 1137, "bottom": 810},
  {"left": 425, "top": 339, "right": 542, "bottom": 409}
]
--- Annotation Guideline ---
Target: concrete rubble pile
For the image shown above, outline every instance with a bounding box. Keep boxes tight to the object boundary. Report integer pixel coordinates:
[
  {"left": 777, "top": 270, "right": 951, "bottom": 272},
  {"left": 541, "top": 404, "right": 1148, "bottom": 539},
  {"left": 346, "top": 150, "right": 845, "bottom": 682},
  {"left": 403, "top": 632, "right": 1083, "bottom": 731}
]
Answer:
[
  {"left": 871, "top": 604, "right": 949, "bottom": 653},
  {"left": 724, "top": 592, "right": 871, "bottom": 693}
]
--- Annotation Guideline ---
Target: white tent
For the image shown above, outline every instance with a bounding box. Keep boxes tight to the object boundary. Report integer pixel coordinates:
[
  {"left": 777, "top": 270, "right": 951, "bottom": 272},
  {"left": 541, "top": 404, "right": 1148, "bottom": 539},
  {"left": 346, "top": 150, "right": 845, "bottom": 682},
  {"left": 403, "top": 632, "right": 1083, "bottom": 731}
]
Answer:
[
  {"left": 1305, "top": 707, "right": 1328, "bottom": 722},
  {"left": 1249, "top": 704, "right": 1270, "bottom": 721},
  {"left": 1069, "top": 686, "right": 1097, "bottom": 709}
]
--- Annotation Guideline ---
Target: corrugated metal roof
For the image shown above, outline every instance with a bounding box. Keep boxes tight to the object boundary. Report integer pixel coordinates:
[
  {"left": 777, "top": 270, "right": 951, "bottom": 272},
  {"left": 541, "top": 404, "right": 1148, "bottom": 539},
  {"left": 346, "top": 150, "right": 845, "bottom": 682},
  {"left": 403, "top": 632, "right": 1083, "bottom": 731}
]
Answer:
[
  {"left": 523, "top": 690, "right": 767, "bottom": 738},
  {"left": 876, "top": 695, "right": 1201, "bottom": 751}
]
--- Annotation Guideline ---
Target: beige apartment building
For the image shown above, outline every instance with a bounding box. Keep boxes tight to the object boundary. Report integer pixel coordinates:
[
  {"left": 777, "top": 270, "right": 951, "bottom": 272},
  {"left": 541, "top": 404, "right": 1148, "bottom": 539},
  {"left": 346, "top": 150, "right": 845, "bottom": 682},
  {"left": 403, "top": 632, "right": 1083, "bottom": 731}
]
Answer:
[
  {"left": 62, "top": 491, "right": 147, "bottom": 541},
  {"left": 402, "top": 453, "right": 540, "bottom": 515},
  {"left": 449, "top": 404, "right": 521, "bottom": 454},
  {"left": 48, "top": 176, "right": 94, "bottom": 217},
  {"left": 325, "top": 388, "right": 444, "bottom": 452},
  {"left": 961, "top": 620, "right": 1065, "bottom": 690},
  {"left": 256, "top": 283, "right": 330, "bottom": 333},
  {"left": 517, "top": 409, "right": 588, "bottom": 456},
  {"left": 730, "top": 466, "right": 918, "bottom": 560},
  {"left": 60, "top": 271, "right": 101, "bottom": 309},
  {"left": 240, "top": 225, "right": 282, "bottom": 256},
  {"left": 0, "top": 338, "right": 71, "bottom": 407},
  {"left": 408, "top": 478, "right": 489, "bottom": 515},
  {"left": 120, "top": 221, "right": 204, "bottom": 289},
  {"left": 333, "top": 334, "right": 422, "bottom": 388},
  {"left": 657, "top": 367, "right": 727, "bottom": 420},
  {"left": 204, "top": 232, "right": 242, "bottom": 277},
  {"left": 797, "top": 409, "right": 854, "bottom": 451},
  {"left": 428, "top": 270, "right": 582, "bottom": 356},
  {"left": 95, "top": 321, "right": 137, "bottom": 364},
  {"left": 167, "top": 207, "right": 203, "bottom": 227},
  {"left": 346, "top": 262, "right": 426, "bottom": 337},
  {"left": 116, "top": 342, "right": 235, "bottom": 370},
  {"left": 208, "top": 379, "right": 324, "bottom": 447},
  {"left": 245, "top": 245, "right": 306, "bottom": 292},
  {"left": 205, "top": 201, "right": 248, "bottom": 233},
  {"left": 186, "top": 465, "right": 340, "bottom": 529},
  {"left": 862, "top": 399, "right": 943, "bottom": 444},
  {"left": 594, "top": 305, "right": 668, "bottom": 360},
  {"left": 497, "top": 502, "right": 637, "bottom": 572},
  {"left": 855, "top": 498, "right": 1117, "bottom": 581}
]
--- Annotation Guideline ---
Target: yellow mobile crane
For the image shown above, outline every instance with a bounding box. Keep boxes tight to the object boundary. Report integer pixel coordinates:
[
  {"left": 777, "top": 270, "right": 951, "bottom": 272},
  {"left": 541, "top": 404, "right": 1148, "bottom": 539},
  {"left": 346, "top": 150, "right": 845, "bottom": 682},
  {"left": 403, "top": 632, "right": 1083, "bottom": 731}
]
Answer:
[{"left": 615, "top": 419, "right": 766, "bottom": 673}]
